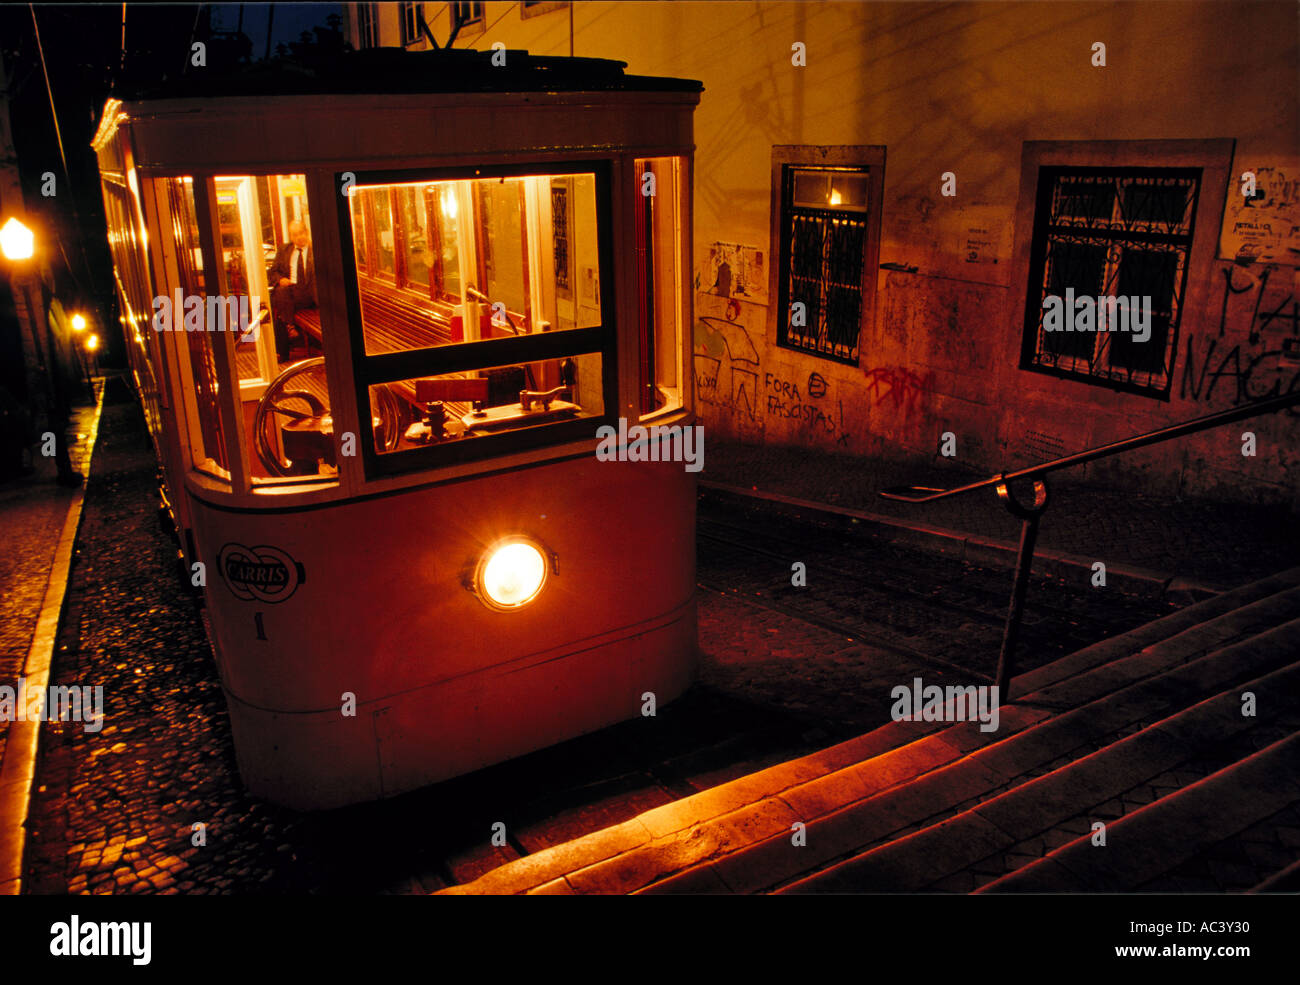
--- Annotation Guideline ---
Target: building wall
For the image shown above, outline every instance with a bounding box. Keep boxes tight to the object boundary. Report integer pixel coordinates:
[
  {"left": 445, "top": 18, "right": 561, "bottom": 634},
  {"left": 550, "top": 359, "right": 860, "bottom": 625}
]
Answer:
[{"left": 358, "top": 1, "right": 1300, "bottom": 505}]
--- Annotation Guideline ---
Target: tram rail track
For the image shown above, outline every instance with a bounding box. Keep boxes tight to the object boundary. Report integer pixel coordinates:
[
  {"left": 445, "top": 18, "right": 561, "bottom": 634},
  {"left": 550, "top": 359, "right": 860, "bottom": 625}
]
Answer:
[{"left": 695, "top": 494, "right": 1182, "bottom": 679}]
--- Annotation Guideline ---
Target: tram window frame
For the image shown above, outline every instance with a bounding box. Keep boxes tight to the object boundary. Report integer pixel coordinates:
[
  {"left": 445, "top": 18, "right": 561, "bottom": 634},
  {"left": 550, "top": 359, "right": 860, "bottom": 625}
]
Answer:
[
  {"left": 148, "top": 169, "right": 342, "bottom": 495},
  {"left": 336, "top": 159, "right": 619, "bottom": 479}
]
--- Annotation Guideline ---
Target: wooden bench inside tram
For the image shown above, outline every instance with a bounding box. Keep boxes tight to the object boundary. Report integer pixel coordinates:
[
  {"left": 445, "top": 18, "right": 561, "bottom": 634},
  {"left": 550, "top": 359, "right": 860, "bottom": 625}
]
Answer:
[{"left": 291, "top": 288, "right": 455, "bottom": 408}]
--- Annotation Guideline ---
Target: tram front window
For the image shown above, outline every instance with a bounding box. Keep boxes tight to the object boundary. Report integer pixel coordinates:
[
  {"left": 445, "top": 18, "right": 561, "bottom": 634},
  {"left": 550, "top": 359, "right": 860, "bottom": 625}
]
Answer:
[
  {"left": 347, "top": 172, "right": 603, "bottom": 356},
  {"left": 214, "top": 173, "right": 336, "bottom": 486},
  {"left": 345, "top": 166, "right": 615, "bottom": 470},
  {"left": 368, "top": 352, "right": 604, "bottom": 453}
]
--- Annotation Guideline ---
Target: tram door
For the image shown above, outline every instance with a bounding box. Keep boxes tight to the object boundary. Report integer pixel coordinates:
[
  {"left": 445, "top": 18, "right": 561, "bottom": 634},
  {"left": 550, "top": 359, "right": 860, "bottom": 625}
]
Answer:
[{"left": 215, "top": 177, "right": 277, "bottom": 398}]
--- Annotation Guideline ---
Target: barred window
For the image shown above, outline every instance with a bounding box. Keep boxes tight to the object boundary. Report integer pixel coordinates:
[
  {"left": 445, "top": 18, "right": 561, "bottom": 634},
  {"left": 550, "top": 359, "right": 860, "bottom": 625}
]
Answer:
[
  {"left": 1021, "top": 167, "right": 1201, "bottom": 398},
  {"left": 776, "top": 165, "right": 871, "bottom": 364}
]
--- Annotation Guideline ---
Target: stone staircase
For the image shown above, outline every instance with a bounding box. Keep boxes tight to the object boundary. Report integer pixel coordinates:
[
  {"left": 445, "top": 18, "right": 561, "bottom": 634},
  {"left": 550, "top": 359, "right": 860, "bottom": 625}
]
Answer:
[{"left": 441, "top": 566, "right": 1300, "bottom": 894}]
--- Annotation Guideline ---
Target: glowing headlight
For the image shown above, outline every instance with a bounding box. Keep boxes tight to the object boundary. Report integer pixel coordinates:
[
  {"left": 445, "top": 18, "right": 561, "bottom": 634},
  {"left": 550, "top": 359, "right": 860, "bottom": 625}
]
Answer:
[{"left": 478, "top": 539, "right": 548, "bottom": 609}]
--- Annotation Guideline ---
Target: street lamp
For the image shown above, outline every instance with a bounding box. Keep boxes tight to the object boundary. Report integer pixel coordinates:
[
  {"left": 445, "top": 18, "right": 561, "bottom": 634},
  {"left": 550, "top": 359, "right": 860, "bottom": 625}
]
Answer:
[
  {"left": 85, "top": 333, "right": 100, "bottom": 380},
  {"left": 2, "top": 215, "right": 80, "bottom": 484},
  {"left": 68, "top": 313, "right": 91, "bottom": 387},
  {"left": 0, "top": 216, "right": 35, "bottom": 261}
]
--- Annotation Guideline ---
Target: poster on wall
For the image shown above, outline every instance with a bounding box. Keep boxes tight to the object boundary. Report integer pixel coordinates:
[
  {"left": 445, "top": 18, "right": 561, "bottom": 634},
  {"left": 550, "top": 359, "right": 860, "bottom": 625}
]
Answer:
[
  {"left": 698, "top": 242, "right": 768, "bottom": 306},
  {"left": 1218, "top": 159, "right": 1300, "bottom": 264}
]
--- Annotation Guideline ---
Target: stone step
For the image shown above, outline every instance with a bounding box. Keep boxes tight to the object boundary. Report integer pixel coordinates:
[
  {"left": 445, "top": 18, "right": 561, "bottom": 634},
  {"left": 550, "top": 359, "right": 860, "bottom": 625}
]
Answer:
[
  {"left": 1252, "top": 858, "right": 1300, "bottom": 892},
  {"left": 442, "top": 568, "right": 1300, "bottom": 894},
  {"left": 777, "top": 650, "right": 1300, "bottom": 893},
  {"left": 977, "top": 729, "right": 1300, "bottom": 893},
  {"left": 643, "top": 616, "right": 1300, "bottom": 894}
]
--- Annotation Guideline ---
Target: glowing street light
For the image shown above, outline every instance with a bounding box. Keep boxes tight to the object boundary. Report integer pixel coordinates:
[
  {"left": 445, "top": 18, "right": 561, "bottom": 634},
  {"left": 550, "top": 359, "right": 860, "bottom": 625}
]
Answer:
[
  {"left": 0, "top": 216, "right": 35, "bottom": 261},
  {"left": 85, "top": 334, "right": 100, "bottom": 352},
  {"left": 71, "top": 313, "right": 87, "bottom": 331}
]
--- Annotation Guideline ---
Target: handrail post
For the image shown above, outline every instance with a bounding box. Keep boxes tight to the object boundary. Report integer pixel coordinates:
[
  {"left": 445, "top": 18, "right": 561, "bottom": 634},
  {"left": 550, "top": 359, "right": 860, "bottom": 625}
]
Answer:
[{"left": 994, "top": 476, "right": 1049, "bottom": 699}]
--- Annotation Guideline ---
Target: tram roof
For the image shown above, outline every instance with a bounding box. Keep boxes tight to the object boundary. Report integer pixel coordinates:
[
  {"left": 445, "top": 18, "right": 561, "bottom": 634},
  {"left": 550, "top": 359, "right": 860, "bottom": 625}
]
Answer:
[{"left": 113, "top": 47, "right": 703, "bottom": 101}]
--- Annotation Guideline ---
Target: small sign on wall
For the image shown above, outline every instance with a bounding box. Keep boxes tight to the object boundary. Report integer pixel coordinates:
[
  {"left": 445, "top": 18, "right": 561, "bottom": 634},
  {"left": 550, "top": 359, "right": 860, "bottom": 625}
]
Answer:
[
  {"left": 1219, "top": 158, "right": 1300, "bottom": 264},
  {"left": 959, "top": 208, "right": 1007, "bottom": 266}
]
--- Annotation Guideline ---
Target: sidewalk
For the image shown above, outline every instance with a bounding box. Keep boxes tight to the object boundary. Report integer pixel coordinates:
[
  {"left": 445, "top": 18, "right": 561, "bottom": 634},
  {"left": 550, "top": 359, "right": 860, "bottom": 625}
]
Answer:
[
  {"left": 701, "top": 439, "right": 1300, "bottom": 592},
  {"left": 0, "top": 380, "right": 104, "bottom": 894}
]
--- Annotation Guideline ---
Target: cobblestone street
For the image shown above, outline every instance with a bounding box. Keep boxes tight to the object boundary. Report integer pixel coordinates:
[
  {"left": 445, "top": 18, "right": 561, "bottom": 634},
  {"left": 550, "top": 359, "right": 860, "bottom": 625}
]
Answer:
[{"left": 17, "top": 392, "right": 1204, "bottom": 894}]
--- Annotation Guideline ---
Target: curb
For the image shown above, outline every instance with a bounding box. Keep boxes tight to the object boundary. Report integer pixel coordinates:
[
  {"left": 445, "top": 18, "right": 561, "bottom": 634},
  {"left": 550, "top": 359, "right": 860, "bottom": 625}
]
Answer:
[
  {"left": 0, "top": 388, "right": 105, "bottom": 895},
  {"left": 698, "top": 480, "right": 1226, "bottom": 603}
]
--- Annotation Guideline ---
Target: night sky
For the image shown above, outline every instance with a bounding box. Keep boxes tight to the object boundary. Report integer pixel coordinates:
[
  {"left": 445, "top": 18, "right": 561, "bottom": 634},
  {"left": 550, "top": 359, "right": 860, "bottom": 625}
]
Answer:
[
  {"left": 1, "top": 4, "right": 348, "bottom": 366},
  {"left": 209, "top": 3, "right": 344, "bottom": 59}
]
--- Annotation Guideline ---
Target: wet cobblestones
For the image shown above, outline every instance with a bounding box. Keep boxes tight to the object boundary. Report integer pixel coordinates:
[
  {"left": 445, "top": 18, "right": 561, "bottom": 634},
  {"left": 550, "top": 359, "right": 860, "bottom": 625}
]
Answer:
[{"left": 0, "top": 396, "right": 99, "bottom": 768}]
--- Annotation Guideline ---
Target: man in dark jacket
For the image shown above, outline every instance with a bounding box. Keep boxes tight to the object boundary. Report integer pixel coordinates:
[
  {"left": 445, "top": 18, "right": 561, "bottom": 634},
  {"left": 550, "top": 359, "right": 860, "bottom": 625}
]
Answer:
[{"left": 268, "top": 220, "right": 316, "bottom": 362}]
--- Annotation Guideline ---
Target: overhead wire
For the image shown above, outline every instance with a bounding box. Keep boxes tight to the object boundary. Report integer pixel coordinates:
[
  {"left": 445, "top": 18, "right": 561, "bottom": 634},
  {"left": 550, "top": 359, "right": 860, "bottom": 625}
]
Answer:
[{"left": 27, "top": 4, "right": 93, "bottom": 300}]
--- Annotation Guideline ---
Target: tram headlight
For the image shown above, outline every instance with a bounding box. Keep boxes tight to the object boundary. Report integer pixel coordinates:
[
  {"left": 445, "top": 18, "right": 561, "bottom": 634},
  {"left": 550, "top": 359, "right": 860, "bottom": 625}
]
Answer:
[{"left": 477, "top": 539, "right": 548, "bottom": 610}]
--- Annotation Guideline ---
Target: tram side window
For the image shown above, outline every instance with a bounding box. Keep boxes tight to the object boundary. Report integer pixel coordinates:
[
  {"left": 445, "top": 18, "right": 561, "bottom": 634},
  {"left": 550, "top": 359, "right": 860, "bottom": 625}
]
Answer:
[
  {"left": 635, "top": 157, "right": 686, "bottom": 419},
  {"left": 163, "top": 178, "right": 230, "bottom": 479}
]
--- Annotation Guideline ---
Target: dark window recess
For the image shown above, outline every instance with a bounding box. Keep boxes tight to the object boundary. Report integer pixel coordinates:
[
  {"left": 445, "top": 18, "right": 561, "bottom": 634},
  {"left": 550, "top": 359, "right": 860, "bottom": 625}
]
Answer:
[
  {"left": 454, "top": 2, "right": 485, "bottom": 29},
  {"left": 357, "top": 4, "right": 378, "bottom": 48},
  {"left": 1021, "top": 167, "right": 1201, "bottom": 399},
  {"left": 777, "top": 165, "right": 870, "bottom": 364},
  {"left": 400, "top": 3, "right": 423, "bottom": 46}
]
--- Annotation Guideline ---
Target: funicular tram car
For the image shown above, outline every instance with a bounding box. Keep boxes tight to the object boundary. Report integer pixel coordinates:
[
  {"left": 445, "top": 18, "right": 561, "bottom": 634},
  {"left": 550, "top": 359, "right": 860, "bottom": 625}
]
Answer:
[{"left": 92, "top": 49, "right": 702, "bottom": 809}]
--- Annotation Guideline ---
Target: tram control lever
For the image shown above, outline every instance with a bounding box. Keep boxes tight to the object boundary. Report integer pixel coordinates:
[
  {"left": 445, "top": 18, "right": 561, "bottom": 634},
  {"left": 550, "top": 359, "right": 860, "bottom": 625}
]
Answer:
[
  {"left": 519, "top": 386, "right": 572, "bottom": 413},
  {"left": 465, "top": 285, "right": 524, "bottom": 336}
]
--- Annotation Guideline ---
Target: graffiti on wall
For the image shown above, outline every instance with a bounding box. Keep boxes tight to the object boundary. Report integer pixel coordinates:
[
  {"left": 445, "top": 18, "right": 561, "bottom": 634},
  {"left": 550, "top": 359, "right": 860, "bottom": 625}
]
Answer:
[
  {"left": 694, "top": 298, "right": 853, "bottom": 444},
  {"left": 694, "top": 304, "right": 761, "bottom": 426},
  {"left": 1181, "top": 262, "right": 1300, "bottom": 412},
  {"left": 861, "top": 367, "right": 933, "bottom": 415},
  {"left": 762, "top": 370, "right": 850, "bottom": 444}
]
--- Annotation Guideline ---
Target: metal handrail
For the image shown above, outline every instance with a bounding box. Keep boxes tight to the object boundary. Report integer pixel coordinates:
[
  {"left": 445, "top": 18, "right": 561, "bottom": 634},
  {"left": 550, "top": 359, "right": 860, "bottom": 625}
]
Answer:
[
  {"left": 879, "top": 390, "right": 1300, "bottom": 698},
  {"left": 882, "top": 390, "right": 1300, "bottom": 504}
]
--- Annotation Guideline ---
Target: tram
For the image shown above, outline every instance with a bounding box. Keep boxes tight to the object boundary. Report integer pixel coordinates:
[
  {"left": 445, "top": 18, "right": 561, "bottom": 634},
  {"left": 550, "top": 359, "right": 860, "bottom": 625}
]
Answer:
[{"left": 92, "top": 48, "right": 702, "bottom": 809}]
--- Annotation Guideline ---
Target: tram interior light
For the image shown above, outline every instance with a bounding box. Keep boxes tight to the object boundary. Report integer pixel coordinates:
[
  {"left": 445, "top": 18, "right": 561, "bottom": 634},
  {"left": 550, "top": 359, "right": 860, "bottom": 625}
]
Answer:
[
  {"left": 1, "top": 217, "right": 35, "bottom": 261},
  {"left": 479, "top": 540, "right": 548, "bottom": 609}
]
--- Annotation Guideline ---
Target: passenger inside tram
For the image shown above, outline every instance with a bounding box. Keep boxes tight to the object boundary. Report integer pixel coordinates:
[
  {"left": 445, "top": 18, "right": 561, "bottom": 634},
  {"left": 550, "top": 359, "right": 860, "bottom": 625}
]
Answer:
[{"left": 267, "top": 219, "right": 316, "bottom": 363}]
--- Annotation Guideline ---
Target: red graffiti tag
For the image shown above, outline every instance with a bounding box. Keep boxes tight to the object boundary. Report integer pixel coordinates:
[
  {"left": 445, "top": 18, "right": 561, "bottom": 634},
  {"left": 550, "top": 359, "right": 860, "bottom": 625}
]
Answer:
[{"left": 863, "top": 367, "right": 932, "bottom": 414}]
